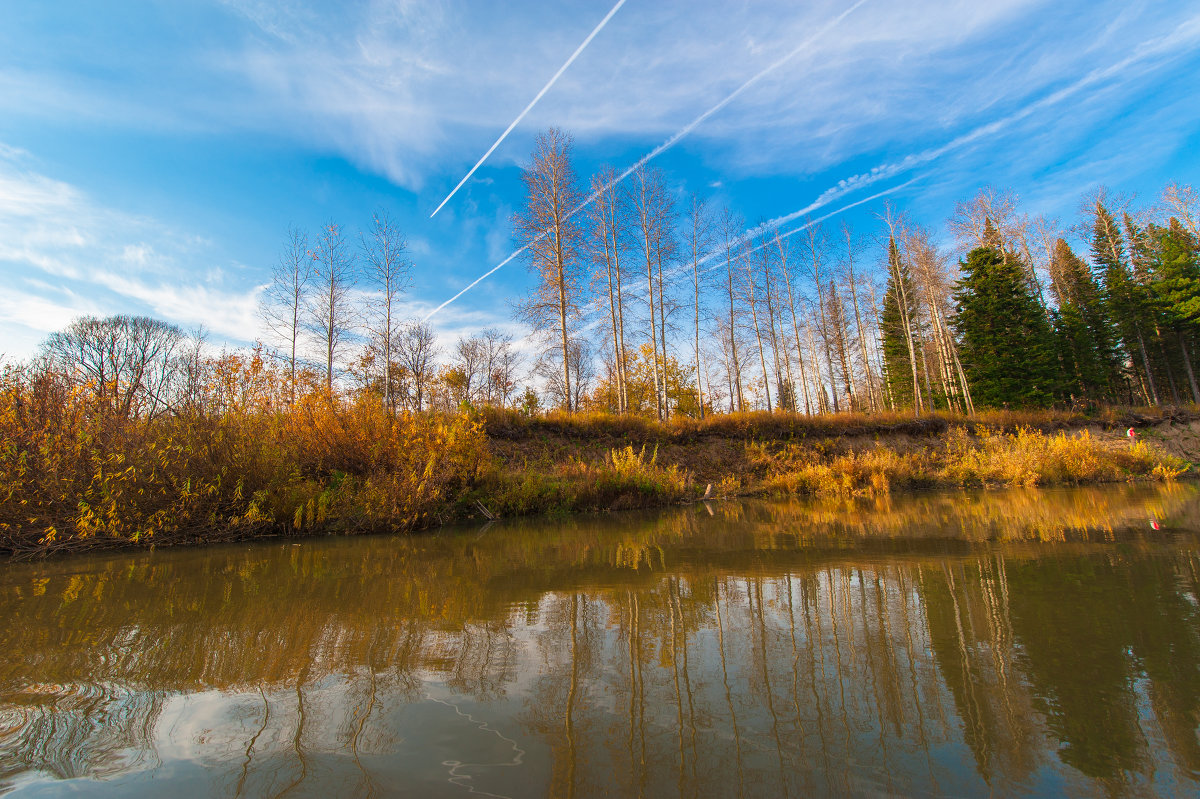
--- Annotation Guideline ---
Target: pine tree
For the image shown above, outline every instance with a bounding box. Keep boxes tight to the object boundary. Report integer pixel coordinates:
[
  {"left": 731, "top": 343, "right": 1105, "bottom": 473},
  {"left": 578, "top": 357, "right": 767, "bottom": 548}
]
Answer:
[
  {"left": 1149, "top": 219, "right": 1200, "bottom": 402},
  {"left": 1048, "top": 239, "right": 1120, "bottom": 402},
  {"left": 880, "top": 237, "right": 922, "bottom": 410},
  {"left": 1091, "top": 202, "right": 1158, "bottom": 404},
  {"left": 953, "top": 245, "right": 1059, "bottom": 408}
]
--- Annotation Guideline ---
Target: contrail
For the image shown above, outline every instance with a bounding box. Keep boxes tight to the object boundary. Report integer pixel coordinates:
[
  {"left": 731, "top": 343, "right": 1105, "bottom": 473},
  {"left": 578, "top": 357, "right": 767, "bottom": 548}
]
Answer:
[
  {"left": 699, "top": 178, "right": 918, "bottom": 277},
  {"left": 425, "top": 0, "right": 870, "bottom": 318},
  {"left": 429, "top": 0, "right": 629, "bottom": 218},
  {"left": 575, "top": 179, "right": 916, "bottom": 336},
  {"left": 422, "top": 242, "right": 535, "bottom": 321}
]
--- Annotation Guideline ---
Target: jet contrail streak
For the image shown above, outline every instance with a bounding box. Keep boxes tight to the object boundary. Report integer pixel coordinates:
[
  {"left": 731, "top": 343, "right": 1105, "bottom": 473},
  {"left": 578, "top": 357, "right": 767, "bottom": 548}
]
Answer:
[
  {"left": 596, "top": 0, "right": 870, "bottom": 191},
  {"left": 422, "top": 242, "right": 536, "bottom": 322},
  {"left": 429, "top": 0, "right": 629, "bottom": 219},
  {"left": 575, "top": 179, "right": 916, "bottom": 336},
  {"left": 425, "top": 0, "right": 869, "bottom": 317},
  {"left": 699, "top": 178, "right": 918, "bottom": 277}
]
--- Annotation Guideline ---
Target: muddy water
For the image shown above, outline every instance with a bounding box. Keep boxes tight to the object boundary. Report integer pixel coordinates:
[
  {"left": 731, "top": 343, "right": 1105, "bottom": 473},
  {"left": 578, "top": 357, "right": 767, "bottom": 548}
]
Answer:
[{"left": 2, "top": 483, "right": 1199, "bottom": 797}]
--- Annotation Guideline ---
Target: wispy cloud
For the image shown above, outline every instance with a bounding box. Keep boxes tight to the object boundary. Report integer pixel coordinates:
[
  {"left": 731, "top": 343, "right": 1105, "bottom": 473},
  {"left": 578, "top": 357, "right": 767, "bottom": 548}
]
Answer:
[
  {"left": 429, "top": 0, "right": 628, "bottom": 217},
  {"left": 0, "top": 149, "right": 263, "bottom": 355}
]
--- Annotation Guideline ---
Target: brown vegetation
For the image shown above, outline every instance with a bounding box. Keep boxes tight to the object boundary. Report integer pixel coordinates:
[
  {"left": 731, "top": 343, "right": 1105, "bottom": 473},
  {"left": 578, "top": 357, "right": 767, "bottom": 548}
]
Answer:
[{"left": 0, "top": 349, "right": 1193, "bottom": 558}]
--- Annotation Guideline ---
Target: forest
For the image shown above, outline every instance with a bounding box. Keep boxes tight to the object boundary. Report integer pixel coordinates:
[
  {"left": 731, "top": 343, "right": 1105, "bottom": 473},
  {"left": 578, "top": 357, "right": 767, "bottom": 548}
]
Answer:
[
  {"left": 257, "top": 129, "right": 1200, "bottom": 418},
  {"left": 1, "top": 128, "right": 1196, "bottom": 554}
]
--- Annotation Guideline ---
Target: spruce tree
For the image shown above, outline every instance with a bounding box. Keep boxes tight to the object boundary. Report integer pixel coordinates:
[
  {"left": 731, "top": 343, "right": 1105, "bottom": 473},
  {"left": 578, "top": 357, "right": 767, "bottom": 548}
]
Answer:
[
  {"left": 1149, "top": 219, "right": 1200, "bottom": 402},
  {"left": 880, "top": 237, "right": 922, "bottom": 409},
  {"left": 1092, "top": 202, "right": 1158, "bottom": 404},
  {"left": 953, "top": 245, "right": 1060, "bottom": 408},
  {"left": 1049, "top": 239, "right": 1121, "bottom": 401}
]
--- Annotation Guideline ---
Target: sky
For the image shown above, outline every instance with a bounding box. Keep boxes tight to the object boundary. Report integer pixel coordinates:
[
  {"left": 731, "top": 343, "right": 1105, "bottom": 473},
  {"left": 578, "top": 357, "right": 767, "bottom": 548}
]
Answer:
[{"left": 2, "top": 0, "right": 1199, "bottom": 361}]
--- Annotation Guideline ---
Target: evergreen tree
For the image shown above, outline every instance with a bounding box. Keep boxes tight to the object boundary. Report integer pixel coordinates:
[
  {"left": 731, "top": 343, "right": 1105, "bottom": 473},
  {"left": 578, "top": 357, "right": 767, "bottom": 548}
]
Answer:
[
  {"left": 1126, "top": 213, "right": 1183, "bottom": 403},
  {"left": 880, "top": 237, "right": 922, "bottom": 409},
  {"left": 1048, "top": 239, "right": 1121, "bottom": 401},
  {"left": 1091, "top": 202, "right": 1158, "bottom": 404},
  {"left": 1150, "top": 219, "right": 1200, "bottom": 329},
  {"left": 1149, "top": 219, "right": 1200, "bottom": 402},
  {"left": 953, "top": 246, "right": 1060, "bottom": 408}
]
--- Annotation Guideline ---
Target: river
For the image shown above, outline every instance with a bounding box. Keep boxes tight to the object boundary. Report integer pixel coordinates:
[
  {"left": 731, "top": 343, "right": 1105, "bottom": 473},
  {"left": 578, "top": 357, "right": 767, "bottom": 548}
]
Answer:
[{"left": 2, "top": 483, "right": 1199, "bottom": 797}]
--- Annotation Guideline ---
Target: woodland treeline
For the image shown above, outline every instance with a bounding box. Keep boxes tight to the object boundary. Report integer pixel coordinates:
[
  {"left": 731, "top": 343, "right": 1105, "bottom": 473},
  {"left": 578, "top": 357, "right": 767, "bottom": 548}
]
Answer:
[
  {"left": 502, "top": 129, "right": 1200, "bottom": 416},
  {"left": 164, "top": 127, "right": 1197, "bottom": 418}
]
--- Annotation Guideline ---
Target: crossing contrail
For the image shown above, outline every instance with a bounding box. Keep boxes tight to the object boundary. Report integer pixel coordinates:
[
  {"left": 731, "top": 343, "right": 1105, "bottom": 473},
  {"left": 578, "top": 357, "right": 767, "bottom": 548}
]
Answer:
[
  {"left": 429, "top": 0, "right": 629, "bottom": 219},
  {"left": 574, "top": 179, "right": 917, "bottom": 336},
  {"left": 425, "top": 0, "right": 870, "bottom": 318}
]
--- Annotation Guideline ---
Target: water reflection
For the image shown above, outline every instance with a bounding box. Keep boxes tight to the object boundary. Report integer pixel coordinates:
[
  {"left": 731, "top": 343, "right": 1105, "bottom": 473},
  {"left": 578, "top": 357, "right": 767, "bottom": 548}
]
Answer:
[{"left": 1, "top": 483, "right": 1199, "bottom": 797}]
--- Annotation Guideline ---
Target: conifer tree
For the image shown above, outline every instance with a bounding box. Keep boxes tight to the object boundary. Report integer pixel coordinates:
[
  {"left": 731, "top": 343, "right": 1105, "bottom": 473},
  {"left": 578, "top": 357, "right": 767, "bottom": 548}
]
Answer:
[
  {"left": 1048, "top": 239, "right": 1120, "bottom": 402},
  {"left": 1091, "top": 201, "right": 1158, "bottom": 404},
  {"left": 880, "top": 237, "right": 922, "bottom": 410},
  {"left": 1149, "top": 219, "right": 1200, "bottom": 402},
  {"left": 953, "top": 246, "right": 1059, "bottom": 408}
]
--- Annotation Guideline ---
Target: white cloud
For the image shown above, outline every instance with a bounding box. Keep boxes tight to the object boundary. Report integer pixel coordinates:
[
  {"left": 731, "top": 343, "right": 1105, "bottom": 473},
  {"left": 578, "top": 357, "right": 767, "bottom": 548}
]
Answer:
[{"left": 0, "top": 149, "right": 266, "bottom": 357}]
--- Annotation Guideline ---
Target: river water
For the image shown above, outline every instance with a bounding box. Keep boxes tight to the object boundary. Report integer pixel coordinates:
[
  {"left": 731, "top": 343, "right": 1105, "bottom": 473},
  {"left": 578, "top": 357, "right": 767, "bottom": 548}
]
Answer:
[{"left": 2, "top": 483, "right": 1199, "bottom": 797}]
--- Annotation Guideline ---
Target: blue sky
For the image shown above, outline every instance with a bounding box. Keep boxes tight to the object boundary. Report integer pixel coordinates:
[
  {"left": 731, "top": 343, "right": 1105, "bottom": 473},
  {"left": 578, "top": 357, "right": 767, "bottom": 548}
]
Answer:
[{"left": 2, "top": 0, "right": 1199, "bottom": 359}]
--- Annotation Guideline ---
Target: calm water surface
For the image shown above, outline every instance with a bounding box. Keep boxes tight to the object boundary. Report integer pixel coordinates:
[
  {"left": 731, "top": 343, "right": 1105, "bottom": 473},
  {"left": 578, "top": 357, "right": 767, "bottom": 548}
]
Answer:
[{"left": 2, "top": 484, "right": 1200, "bottom": 797}]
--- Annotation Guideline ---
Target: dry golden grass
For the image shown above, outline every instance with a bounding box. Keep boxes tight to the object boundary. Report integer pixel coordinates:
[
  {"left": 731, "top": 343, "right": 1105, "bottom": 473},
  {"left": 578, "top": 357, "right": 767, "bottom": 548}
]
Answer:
[
  {"left": 758, "top": 426, "right": 1187, "bottom": 498},
  {"left": 481, "top": 405, "right": 1194, "bottom": 444}
]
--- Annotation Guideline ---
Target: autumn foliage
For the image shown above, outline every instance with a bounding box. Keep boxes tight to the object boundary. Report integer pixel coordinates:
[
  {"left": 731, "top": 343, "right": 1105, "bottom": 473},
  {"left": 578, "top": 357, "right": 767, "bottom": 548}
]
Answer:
[{"left": 0, "top": 354, "right": 488, "bottom": 555}]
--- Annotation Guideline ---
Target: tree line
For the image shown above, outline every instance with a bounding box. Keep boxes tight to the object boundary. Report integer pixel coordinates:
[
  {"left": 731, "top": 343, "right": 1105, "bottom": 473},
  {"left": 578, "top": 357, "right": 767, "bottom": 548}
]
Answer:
[
  {"left": 257, "top": 213, "right": 524, "bottom": 414},
  {"left": 511, "top": 128, "right": 1200, "bottom": 415},
  {"left": 19, "top": 130, "right": 1196, "bottom": 420}
]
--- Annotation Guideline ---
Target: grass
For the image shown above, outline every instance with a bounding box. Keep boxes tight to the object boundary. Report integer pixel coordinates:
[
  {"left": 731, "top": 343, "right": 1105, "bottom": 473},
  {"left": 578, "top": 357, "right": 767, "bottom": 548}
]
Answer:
[
  {"left": 480, "top": 404, "right": 1194, "bottom": 444},
  {"left": 1, "top": 354, "right": 1193, "bottom": 557},
  {"left": 468, "top": 444, "right": 691, "bottom": 517},
  {"left": 756, "top": 426, "right": 1189, "bottom": 498}
]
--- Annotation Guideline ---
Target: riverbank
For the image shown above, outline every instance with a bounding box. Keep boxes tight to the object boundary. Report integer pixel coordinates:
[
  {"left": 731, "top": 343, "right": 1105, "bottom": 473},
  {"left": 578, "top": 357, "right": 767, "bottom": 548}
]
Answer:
[
  {"left": 469, "top": 407, "right": 1198, "bottom": 517},
  {"left": 2, "top": 391, "right": 1195, "bottom": 557}
]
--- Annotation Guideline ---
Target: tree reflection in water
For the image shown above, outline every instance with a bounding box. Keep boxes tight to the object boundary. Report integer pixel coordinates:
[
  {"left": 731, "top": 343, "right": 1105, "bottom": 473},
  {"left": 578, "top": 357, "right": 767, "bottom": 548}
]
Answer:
[{"left": 1, "top": 483, "right": 1198, "bottom": 797}]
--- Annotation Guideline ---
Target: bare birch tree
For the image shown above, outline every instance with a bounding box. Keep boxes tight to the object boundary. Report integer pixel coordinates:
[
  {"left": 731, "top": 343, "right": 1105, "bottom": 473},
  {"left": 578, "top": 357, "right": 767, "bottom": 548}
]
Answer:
[
  {"left": 588, "top": 166, "right": 630, "bottom": 413},
  {"left": 713, "top": 209, "right": 748, "bottom": 411},
  {"left": 840, "top": 223, "right": 878, "bottom": 411},
  {"left": 774, "top": 231, "right": 813, "bottom": 415},
  {"left": 686, "top": 195, "right": 713, "bottom": 417},
  {"left": 260, "top": 225, "right": 314, "bottom": 405},
  {"left": 628, "top": 166, "right": 676, "bottom": 420},
  {"left": 514, "top": 129, "right": 584, "bottom": 412},
  {"left": 310, "top": 221, "right": 356, "bottom": 393},
  {"left": 801, "top": 224, "right": 839, "bottom": 412},
  {"left": 360, "top": 210, "right": 410, "bottom": 412}
]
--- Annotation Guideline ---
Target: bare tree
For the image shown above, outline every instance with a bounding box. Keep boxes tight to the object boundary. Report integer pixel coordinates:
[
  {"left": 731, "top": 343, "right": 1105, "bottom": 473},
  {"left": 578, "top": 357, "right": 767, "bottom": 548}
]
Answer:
[
  {"left": 774, "top": 231, "right": 813, "bottom": 415},
  {"left": 536, "top": 339, "right": 594, "bottom": 413},
  {"left": 395, "top": 321, "right": 439, "bottom": 411},
  {"left": 628, "top": 166, "right": 677, "bottom": 420},
  {"left": 480, "top": 328, "right": 521, "bottom": 408},
  {"left": 588, "top": 166, "right": 631, "bottom": 413},
  {"left": 360, "top": 210, "right": 410, "bottom": 412},
  {"left": 310, "top": 221, "right": 357, "bottom": 393},
  {"left": 948, "top": 186, "right": 1022, "bottom": 253},
  {"left": 42, "top": 315, "right": 184, "bottom": 419},
  {"left": 1161, "top": 182, "right": 1199, "bottom": 240},
  {"left": 840, "top": 224, "right": 878, "bottom": 411},
  {"left": 686, "top": 194, "right": 713, "bottom": 418},
  {"left": 907, "top": 227, "right": 973, "bottom": 413},
  {"left": 800, "top": 224, "right": 840, "bottom": 412},
  {"left": 453, "top": 335, "right": 488, "bottom": 405},
  {"left": 718, "top": 209, "right": 746, "bottom": 411},
  {"left": 260, "top": 226, "right": 314, "bottom": 405},
  {"left": 743, "top": 236, "right": 773, "bottom": 412},
  {"left": 514, "top": 129, "right": 584, "bottom": 412}
]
